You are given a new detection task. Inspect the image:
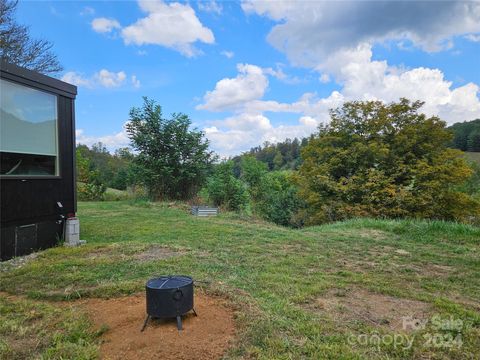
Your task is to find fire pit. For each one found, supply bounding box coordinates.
[141,275,197,331]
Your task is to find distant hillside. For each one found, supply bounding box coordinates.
[449,119,480,152]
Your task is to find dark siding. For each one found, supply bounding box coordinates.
[0,95,75,225]
[0,62,77,260]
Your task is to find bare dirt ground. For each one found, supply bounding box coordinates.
[78,291,236,360]
[307,287,432,333]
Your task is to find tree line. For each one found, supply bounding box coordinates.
[232,137,310,173]
[77,97,480,227]
[449,119,480,152]
[237,117,480,173]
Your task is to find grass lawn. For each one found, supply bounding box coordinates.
[465,151,480,166]
[1,201,479,359]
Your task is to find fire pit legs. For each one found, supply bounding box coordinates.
[141,309,197,332]
[140,315,150,332]
[176,315,183,330]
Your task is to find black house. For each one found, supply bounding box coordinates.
[0,60,77,261]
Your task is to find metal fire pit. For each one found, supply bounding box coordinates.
[141,275,197,332]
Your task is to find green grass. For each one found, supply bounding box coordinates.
[0,296,99,359]
[465,151,480,166]
[103,187,131,201]
[77,182,134,201]
[1,201,479,359]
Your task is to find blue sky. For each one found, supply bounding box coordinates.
[17,0,480,156]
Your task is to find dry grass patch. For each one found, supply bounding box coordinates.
[307,287,432,333]
[354,229,391,240]
[132,244,185,262]
[84,243,185,263]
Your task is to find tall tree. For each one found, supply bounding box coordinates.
[0,0,62,74]
[297,99,479,224]
[126,97,216,200]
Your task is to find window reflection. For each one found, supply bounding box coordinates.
[0,79,58,176]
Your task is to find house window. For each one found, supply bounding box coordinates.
[0,79,59,176]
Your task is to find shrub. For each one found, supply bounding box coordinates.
[297,99,480,224]
[77,182,106,201]
[76,149,107,201]
[201,161,249,212]
[255,171,305,227]
[240,155,268,201]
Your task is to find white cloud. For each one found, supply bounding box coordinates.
[221,50,234,59]
[121,0,214,57]
[131,75,141,88]
[61,72,93,88]
[61,69,132,89]
[319,74,330,84]
[263,65,302,84]
[49,6,62,17]
[222,113,272,132]
[243,91,344,122]
[465,34,480,42]
[91,17,121,33]
[203,113,320,157]
[95,70,126,88]
[197,64,269,111]
[80,6,95,16]
[198,0,222,15]
[299,116,318,127]
[76,128,130,150]
[259,47,480,125]
[242,0,480,67]
[199,53,480,155]
[317,44,480,124]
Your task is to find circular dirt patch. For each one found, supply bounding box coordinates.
[81,291,236,360]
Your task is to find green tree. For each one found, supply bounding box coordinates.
[233,137,308,172]
[126,97,215,200]
[467,131,480,152]
[76,144,136,190]
[273,151,284,170]
[240,156,267,193]
[202,161,249,212]
[256,171,305,227]
[111,147,137,190]
[75,148,90,183]
[0,0,62,74]
[76,149,106,201]
[449,119,480,152]
[297,99,480,224]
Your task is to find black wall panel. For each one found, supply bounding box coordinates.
[0,61,77,261]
